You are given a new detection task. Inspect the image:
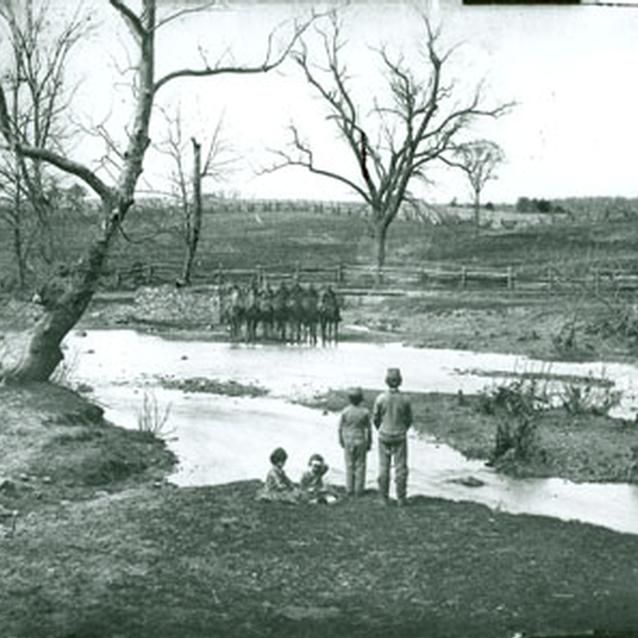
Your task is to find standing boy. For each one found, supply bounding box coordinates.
[338,387,372,497]
[373,368,413,506]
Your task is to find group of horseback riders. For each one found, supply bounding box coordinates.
[220,278,341,344]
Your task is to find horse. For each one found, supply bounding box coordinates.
[273,283,289,342]
[286,283,305,344]
[301,284,319,345]
[319,286,341,345]
[258,285,275,340]
[227,285,246,341]
[244,284,261,343]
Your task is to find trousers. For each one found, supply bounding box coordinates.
[344,443,367,495]
[377,437,408,500]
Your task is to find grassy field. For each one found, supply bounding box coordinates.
[2,205,638,637]
[3,205,638,290]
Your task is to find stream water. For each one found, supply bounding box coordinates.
[64,329,638,535]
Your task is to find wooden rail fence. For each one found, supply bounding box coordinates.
[105,259,638,295]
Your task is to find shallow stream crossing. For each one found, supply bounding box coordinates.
[64,330,638,535]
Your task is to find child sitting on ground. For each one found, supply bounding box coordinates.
[256,447,301,503]
[300,453,337,504]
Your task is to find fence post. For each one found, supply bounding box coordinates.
[546,266,553,294]
[146,264,154,285]
[460,266,467,289]
[294,261,301,282]
[216,262,224,285]
[115,269,122,288]
[507,266,515,290]
[336,262,344,284]
[593,267,600,295]
[256,264,263,286]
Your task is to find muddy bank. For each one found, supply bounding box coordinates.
[299,389,638,484]
[1,385,638,637]
[0,383,176,511]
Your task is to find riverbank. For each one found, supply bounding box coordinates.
[2,386,638,637]
[2,283,634,362]
[73,286,636,362]
[300,389,638,484]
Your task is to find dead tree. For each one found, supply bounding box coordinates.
[0,0,315,382]
[267,12,511,281]
[0,0,87,288]
[158,108,232,286]
[443,139,504,232]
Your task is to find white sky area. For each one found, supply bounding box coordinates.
[23,1,638,203]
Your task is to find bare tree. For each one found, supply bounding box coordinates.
[0,0,87,288]
[444,139,504,231]
[0,0,315,382]
[158,107,232,286]
[267,12,511,279]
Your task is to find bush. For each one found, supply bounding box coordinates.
[560,375,621,417]
[477,379,546,461]
[137,390,173,438]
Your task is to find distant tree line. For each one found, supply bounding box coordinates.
[515,197,567,214]
[516,196,638,220]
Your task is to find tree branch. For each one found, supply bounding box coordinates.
[109,0,146,39]
[153,2,220,32]
[154,14,316,94]
[2,141,112,200]
[263,125,370,202]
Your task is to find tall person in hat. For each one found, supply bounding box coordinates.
[373,368,413,506]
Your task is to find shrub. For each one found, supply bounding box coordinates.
[478,379,546,461]
[559,375,621,417]
[137,390,173,438]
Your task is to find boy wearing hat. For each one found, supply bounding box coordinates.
[338,387,372,496]
[373,368,413,505]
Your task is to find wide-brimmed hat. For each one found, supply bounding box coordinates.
[385,367,402,387]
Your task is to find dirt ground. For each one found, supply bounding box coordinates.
[1,386,638,638]
[2,292,638,637]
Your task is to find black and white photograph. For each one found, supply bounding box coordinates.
[1,0,638,636]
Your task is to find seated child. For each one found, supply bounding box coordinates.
[256,447,301,503]
[300,453,337,504]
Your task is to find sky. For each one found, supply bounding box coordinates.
[31,1,638,203]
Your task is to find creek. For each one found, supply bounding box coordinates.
[64,329,638,535]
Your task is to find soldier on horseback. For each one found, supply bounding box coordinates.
[301,283,320,345]
[258,281,275,340]
[228,283,246,340]
[287,278,304,343]
[319,284,341,345]
[244,280,261,343]
[273,281,289,342]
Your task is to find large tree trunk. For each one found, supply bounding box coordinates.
[374,222,388,284]
[1,236,110,382]
[473,189,481,234]
[181,138,202,286]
